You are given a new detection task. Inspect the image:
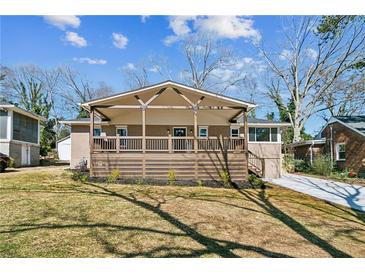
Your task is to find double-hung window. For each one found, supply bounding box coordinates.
[198,126,208,137]
[336,143,346,161]
[230,127,240,137]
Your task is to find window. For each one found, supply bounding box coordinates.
[12,112,38,143]
[93,128,101,136]
[116,126,128,136]
[256,128,270,142]
[248,127,279,143]
[336,143,346,161]
[249,127,255,142]
[0,110,7,139]
[198,126,208,137]
[271,128,278,142]
[230,127,240,137]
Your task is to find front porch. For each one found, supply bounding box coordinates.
[83,81,259,181]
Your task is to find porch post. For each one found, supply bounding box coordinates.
[193,109,198,153]
[89,107,94,154]
[142,107,146,153]
[243,110,249,177]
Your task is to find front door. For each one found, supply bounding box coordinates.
[173,128,187,150]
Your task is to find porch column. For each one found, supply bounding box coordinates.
[243,110,249,177]
[193,109,198,153]
[142,106,146,153]
[89,107,94,154]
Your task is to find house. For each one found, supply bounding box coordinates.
[60,81,289,181]
[57,136,71,161]
[0,103,46,167]
[292,116,365,176]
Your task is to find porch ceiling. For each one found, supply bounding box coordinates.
[82,82,253,125]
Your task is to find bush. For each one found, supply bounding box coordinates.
[196,179,204,187]
[71,171,89,183]
[167,169,176,185]
[106,169,120,184]
[8,158,15,168]
[312,155,333,176]
[293,159,311,172]
[283,154,295,172]
[248,174,266,189]
[136,178,144,185]
[220,169,231,187]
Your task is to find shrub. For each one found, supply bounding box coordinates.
[293,159,311,172]
[71,171,89,183]
[248,174,266,189]
[283,154,295,172]
[220,169,231,187]
[196,179,204,187]
[136,178,144,185]
[8,158,15,168]
[167,169,176,185]
[107,169,120,184]
[312,155,333,176]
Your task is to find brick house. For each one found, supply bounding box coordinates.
[292,116,365,177]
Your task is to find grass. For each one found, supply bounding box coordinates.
[0,167,364,258]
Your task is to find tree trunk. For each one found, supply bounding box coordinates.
[293,125,301,143]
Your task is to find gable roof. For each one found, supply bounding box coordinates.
[81,80,256,110]
[320,116,365,139]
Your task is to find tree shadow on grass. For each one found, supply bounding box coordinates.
[82,183,292,258]
[0,182,293,258]
[237,188,352,258]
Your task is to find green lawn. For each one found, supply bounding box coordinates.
[0,167,364,258]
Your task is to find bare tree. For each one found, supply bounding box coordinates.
[122,62,150,89]
[122,35,250,95]
[181,34,247,93]
[59,66,114,117]
[260,16,365,142]
[320,72,365,118]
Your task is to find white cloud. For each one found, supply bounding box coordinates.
[65,31,87,47]
[73,57,107,65]
[122,63,136,70]
[306,48,318,60]
[194,16,261,42]
[43,16,80,30]
[112,32,128,49]
[164,16,261,45]
[141,16,150,23]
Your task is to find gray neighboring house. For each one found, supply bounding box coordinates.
[0,103,46,167]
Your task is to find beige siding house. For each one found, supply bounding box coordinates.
[0,103,46,167]
[61,81,289,180]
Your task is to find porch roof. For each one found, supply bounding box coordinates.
[79,81,256,125]
[81,81,256,110]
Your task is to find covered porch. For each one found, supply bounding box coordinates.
[82,81,256,181]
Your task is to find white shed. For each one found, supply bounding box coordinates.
[57,136,71,161]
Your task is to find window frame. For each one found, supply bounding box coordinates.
[230,127,240,138]
[335,142,346,161]
[198,126,208,137]
[115,126,128,137]
[93,126,102,137]
[248,127,280,143]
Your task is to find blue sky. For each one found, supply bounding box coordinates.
[0,16,323,135]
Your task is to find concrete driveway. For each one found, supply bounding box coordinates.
[266,174,365,212]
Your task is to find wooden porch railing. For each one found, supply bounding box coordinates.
[92,136,245,153]
[248,150,265,177]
